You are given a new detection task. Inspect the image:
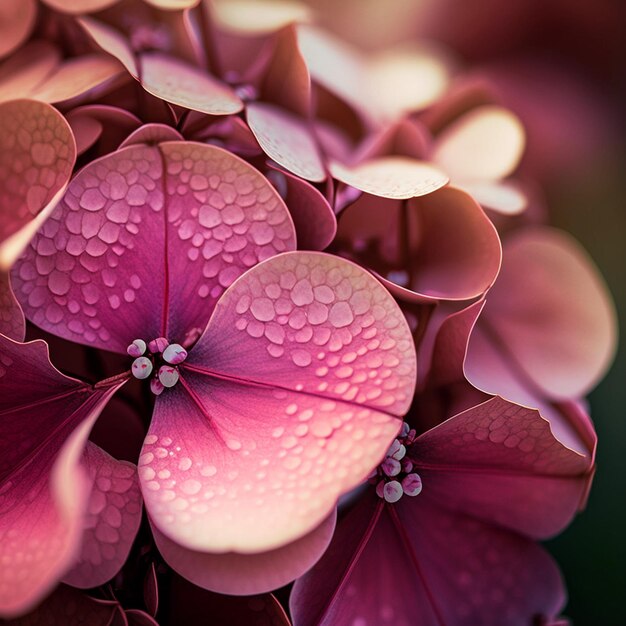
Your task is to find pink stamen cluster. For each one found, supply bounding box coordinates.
[127,337,188,395]
[370,422,422,503]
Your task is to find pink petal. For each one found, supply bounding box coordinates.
[141,252,415,553]
[0,0,37,59]
[465,322,595,456]
[28,55,126,104]
[412,396,592,538]
[118,123,184,148]
[0,42,61,103]
[0,272,25,341]
[13,141,295,352]
[462,179,527,215]
[63,443,142,589]
[213,0,312,35]
[432,105,525,182]
[43,0,121,13]
[466,228,617,400]
[143,0,199,8]
[66,104,142,156]
[247,102,326,182]
[0,100,76,269]
[368,44,450,119]
[164,574,290,626]
[139,53,244,116]
[268,166,337,250]
[292,493,565,626]
[427,300,485,388]
[78,17,139,76]
[2,585,123,625]
[151,511,335,594]
[260,25,311,118]
[337,186,501,301]
[0,336,124,617]
[329,157,448,200]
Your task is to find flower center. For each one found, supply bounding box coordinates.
[127,337,188,395]
[369,421,422,504]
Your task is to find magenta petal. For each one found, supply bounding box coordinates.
[63,443,142,589]
[467,227,617,400]
[0,336,123,617]
[2,585,123,625]
[412,396,592,538]
[118,123,184,148]
[268,167,337,250]
[152,511,335,594]
[247,102,326,182]
[0,100,76,269]
[141,252,415,553]
[13,141,295,352]
[125,609,160,626]
[164,574,290,626]
[291,493,565,626]
[0,272,25,341]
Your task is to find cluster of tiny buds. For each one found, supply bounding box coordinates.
[370,422,422,504]
[127,337,188,395]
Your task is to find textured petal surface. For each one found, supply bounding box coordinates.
[139,53,243,116]
[412,396,592,538]
[0,0,37,59]
[0,273,25,341]
[329,157,448,200]
[63,443,142,589]
[466,228,617,401]
[13,141,295,352]
[247,102,326,182]
[165,574,290,626]
[152,511,335,594]
[269,167,336,250]
[0,336,122,617]
[292,493,565,626]
[0,100,76,269]
[336,187,501,301]
[141,252,416,552]
[2,585,122,625]
[432,105,525,182]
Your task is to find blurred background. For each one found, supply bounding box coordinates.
[303,0,626,622]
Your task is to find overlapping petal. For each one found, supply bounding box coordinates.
[141,252,416,556]
[0,336,123,617]
[13,140,296,352]
[0,273,25,341]
[0,100,76,269]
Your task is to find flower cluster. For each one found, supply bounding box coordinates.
[0,1,617,625]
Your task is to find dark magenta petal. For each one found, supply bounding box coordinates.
[2,585,123,625]
[151,511,335,594]
[126,609,160,626]
[141,252,415,553]
[0,0,36,60]
[0,336,124,617]
[291,493,565,626]
[268,167,337,250]
[412,396,592,538]
[0,100,76,269]
[63,443,142,589]
[0,42,61,101]
[0,272,25,341]
[247,102,326,182]
[13,141,296,353]
[164,574,291,626]
[467,227,617,399]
